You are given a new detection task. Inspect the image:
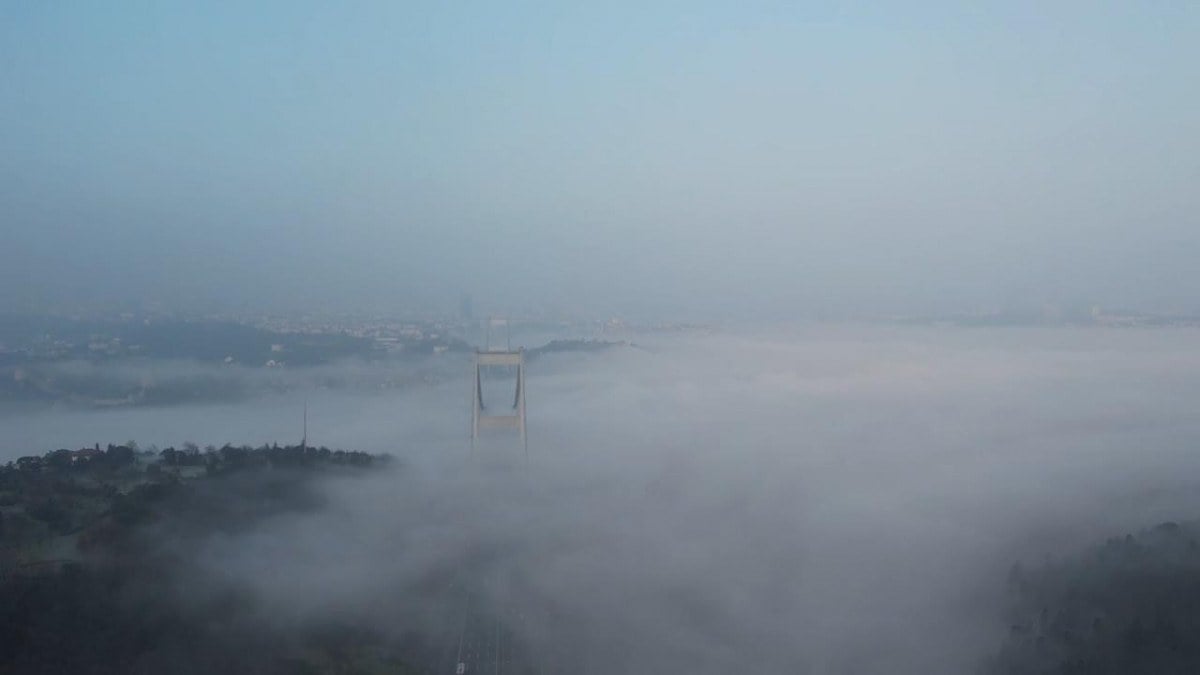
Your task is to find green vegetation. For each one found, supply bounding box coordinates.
[0,442,431,674]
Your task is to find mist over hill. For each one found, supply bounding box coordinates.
[6,326,1200,672]
[4,2,1199,672]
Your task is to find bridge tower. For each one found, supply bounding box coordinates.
[471,317,527,454]
[471,348,527,452]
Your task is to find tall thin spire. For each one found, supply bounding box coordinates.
[302,399,308,449]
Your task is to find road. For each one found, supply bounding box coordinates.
[438,588,538,675]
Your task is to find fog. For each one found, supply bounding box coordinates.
[8,325,1200,672]
[4,2,1200,671]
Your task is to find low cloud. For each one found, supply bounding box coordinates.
[43,325,1199,673]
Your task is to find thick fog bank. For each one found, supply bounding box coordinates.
[9,325,1200,672]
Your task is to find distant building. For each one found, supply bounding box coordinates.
[70,448,103,463]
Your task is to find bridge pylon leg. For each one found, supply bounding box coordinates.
[471,348,527,456]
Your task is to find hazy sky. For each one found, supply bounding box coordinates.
[2,2,1197,318]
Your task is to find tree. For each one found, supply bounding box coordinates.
[46,449,73,472]
[15,456,42,473]
[26,498,70,534]
[105,445,135,468]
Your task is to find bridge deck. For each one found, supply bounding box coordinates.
[476,351,523,366]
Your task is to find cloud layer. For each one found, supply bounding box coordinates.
[38,325,1198,672]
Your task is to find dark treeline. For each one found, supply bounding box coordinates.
[0,442,432,674]
[1,441,382,549]
[525,338,631,361]
[990,521,1200,674]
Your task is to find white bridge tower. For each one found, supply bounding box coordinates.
[471,318,527,453]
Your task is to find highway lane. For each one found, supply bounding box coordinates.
[441,588,530,675]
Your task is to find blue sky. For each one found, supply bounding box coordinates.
[2,2,1197,317]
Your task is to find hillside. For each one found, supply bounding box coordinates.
[0,443,430,674]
